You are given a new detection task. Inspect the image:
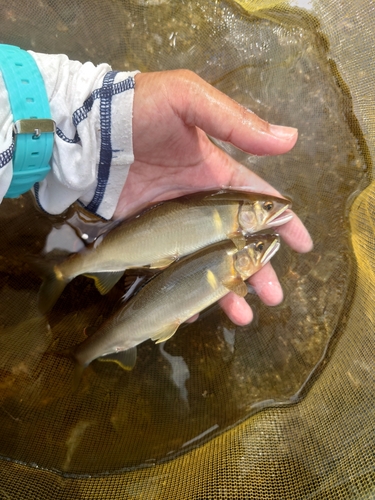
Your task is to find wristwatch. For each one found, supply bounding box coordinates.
[0,44,55,198]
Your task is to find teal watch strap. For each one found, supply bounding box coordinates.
[0,44,55,198]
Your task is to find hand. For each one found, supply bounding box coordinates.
[115,70,313,325]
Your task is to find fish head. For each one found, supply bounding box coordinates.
[238,195,292,234]
[233,233,281,279]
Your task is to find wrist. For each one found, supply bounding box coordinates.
[0,44,55,198]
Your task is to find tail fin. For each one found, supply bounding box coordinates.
[38,269,71,315]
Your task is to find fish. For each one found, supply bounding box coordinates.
[38,190,291,314]
[69,233,280,374]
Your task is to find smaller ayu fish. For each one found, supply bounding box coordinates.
[69,233,280,375]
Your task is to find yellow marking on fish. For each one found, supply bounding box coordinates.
[213,208,223,233]
[206,269,219,290]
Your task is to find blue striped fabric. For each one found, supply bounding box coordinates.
[85,70,117,213]
[72,77,135,129]
[0,143,14,169]
[21,73,135,214]
[55,76,135,144]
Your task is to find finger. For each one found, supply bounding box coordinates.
[276,215,313,253]
[248,262,283,306]
[220,263,283,325]
[174,70,298,156]
[216,159,313,253]
[185,313,199,324]
[219,293,253,326]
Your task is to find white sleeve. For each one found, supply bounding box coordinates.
[0,51,138,220]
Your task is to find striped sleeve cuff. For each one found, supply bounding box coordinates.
[29,51,138,219]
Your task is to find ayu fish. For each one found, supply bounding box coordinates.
[69,233,280,373]
[38,190,291,313]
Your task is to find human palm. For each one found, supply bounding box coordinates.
[115,70,312,325]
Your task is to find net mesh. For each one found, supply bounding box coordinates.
[0,0,374,498]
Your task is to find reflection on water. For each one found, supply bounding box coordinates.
[0,3,368,475]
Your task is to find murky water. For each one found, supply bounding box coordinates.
[0,2,368,475]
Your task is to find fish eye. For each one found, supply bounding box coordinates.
[263,201,274,211]
[255,241,264,252]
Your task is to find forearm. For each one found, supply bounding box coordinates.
[0,50,138,219]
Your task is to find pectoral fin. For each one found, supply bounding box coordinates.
[223,277,248,297]
[84,271,124,295]
[151,321,180,344]
[98,347,137,371]
[228,232,246,250]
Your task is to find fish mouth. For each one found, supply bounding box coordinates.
[261,236,281,266]
[267,207,293,228]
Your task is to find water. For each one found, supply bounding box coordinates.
[0,1,368,475]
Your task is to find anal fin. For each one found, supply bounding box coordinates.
[149,256,177,269]
[84,271,125,295]
[151,321,180,344]
[98,347,137,371]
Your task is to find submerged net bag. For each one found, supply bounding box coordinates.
[0,0,374,498]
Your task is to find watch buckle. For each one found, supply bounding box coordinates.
[13,118,56,139]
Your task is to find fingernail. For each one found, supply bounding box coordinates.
[269,124,298,139]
